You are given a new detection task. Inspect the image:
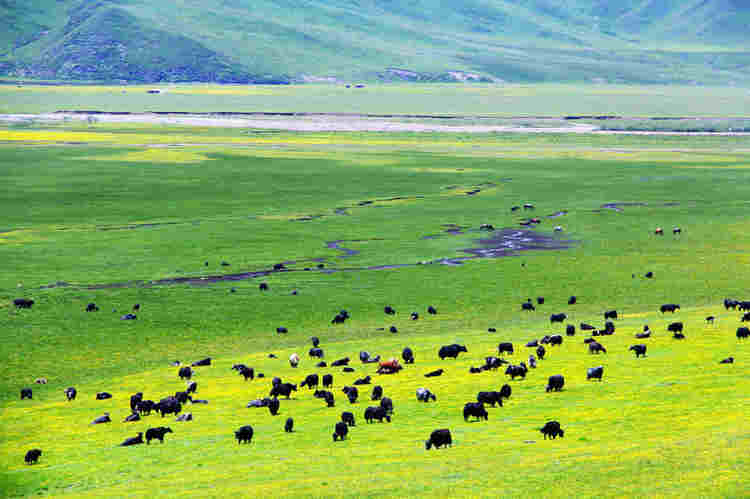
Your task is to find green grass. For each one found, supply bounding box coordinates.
[3,83,750,116]
[1,123,749,497]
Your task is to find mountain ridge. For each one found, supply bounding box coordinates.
[1,0,749,84]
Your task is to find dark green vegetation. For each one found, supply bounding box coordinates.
[1,124,749,497]
[2,0,750,84]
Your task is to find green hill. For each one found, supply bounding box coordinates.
[1,0,749,84]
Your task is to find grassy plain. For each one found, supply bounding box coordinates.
[1,120,749,498]
[2,83,750,116]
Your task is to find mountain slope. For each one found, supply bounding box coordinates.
[1,0,749,84]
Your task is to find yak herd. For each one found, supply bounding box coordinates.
[15,288,747,465]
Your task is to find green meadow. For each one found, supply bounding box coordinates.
[1,120,749,497]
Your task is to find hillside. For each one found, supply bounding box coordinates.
[1,0,749,84]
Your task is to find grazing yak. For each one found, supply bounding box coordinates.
[301,374,319,390]
[402,347,414,364]
[364,406,391,423]
[192,357,211,367]
[497,342,514,355]
[155,398,181,418]
[499,384,512,401]
[603,321,615,334]
[636,331,651,339]
[416,388,436,402]
[130,392,143,411]
[389,326,398,333]
[285,418,294,433]
[546,375,565,392]
[25,449,42,465]
[146,427,172,444]
[439,344,467,360]
[21,388,32,400]
[322,374,334,388]
[580,323,596,331]
[174,391,190,404]
[428,306,437,315]
[424,369,444,378]
[380,397,394,415]
[549,335,563,346]
[522,301,536,311]
[342,367,355,373]
[178,367,193,380]
[268,398,280,416]
[175,412,193,422]
[371,385,383,400]
[270,383,297,399]
[119,433,144,447]
[425,429,452,450]
[331,357,350,367]
[645,271,654,278]
[96,392,112,400]
[309,347,324,358]
[331,313,347,324]
[528,355,537,368]
[526,339,539,347]
[384,306,396,315]
[505,364,527,380]
[341,411,356,426]
[186,381,197,394]
[342,386,359,404]
[311,336,321,348]
[536,345,546,360]
[410,312,419,321]
[488,327,497,332]
[630,344,647,357]
[550,313,566,323]
[566,325,576,336]
[588,341,607,354]
[14,298,34,309]
[333,421,349,441]
[484,356,506,370]
[720,357,734,364]
[463,402,488,422]
[237,366,254,381]
[91,412,111,425]
[35,378,47,384]
[737,327,750,340]
[316,361,327,368]
[668,322,684,334]
[742,313,750,322]
[724,298,739,310]
[660,304,680,313]
[235,425,253,444]
[587,366,604,381]
[354,376,371,385]
[86,303,99,312]
[568,296,577,305]
[120,313,137,321]
[477,391,503,407]
[604,310,618,320]
[64,387,77,401]
[137,400,155,415]
[276,327,288,334]
[540,421,564,439]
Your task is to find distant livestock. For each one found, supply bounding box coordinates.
[21,388,32,400]
[568,296,577,305]
[25,449,42,464]
[301,374,319,390]
[737,327,750,340]
[91,413,111,425]
[604,310,618,320]
[268,398,280,416]
[546,375,565,392]
[424,369,444,378]
[402,347,414,364]
[566,325,576,336]
[64,387,77,401]
[86,303,99,312]
[146,427,172,444]
[463,402,488,422]
[371,385,383,400]
[341,411,356,426]
[588,341,607,354]
[587,366,604,381]
[667,322,684,333]
[311,336,320,347]
[720,357,734,364]
[505,364,527,380]
[540,421,564,439]
[497,342,514,355]
[270,383,297,399]
[425,429,452,450]
[123,412,140,423]
[235,425,253,444]
[285,418,294,433]
[416,387,436,402]
[331,357,350,367]
[322,374,333,388]
[178,367,193,380]
[550,313,566,323]
[192,357,211,367]
[309,348,324,358]
[14,298,34,309]
[477,391,503,407]
[96,392,112,400]
[119,432,144,446]
[276,327,288,334]
[536,345,546,360]
[630,344,647,357]
[380,397,394,415]
[660,304,680,313]
[439,344,467,360]
[333,421,349,441]
[364,406,391,423]
[522,302,536,311]
[384,306,396,315]
[428,306,437,315]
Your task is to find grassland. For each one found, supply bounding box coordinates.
[1,119,749,498]
[2,83,750,117]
